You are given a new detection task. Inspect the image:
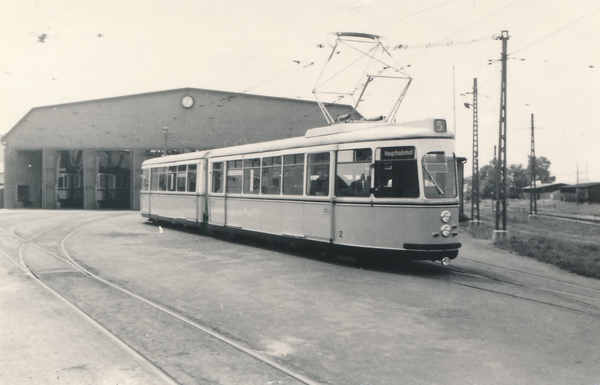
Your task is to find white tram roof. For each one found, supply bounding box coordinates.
[142,119,454,166]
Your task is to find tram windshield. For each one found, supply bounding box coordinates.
[373,146,419,198]
[422,152,457,198]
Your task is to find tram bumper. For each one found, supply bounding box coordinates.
[402,242,461,260]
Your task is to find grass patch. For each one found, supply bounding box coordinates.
[465,218,600,279]
[465,221,494,240]
[495,234,600,279]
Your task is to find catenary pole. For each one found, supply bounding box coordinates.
[530,113,537,215]
[493,31,510,240]
[471,78,480,222]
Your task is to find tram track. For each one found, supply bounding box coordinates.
[459,257,600,295]
[2,213,179,384]
[531,212,600,226]
[419,258,600,320]
[1,213,322,385]
[451,267,600,311]
[3,211,600,384]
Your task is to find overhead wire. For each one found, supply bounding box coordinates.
[398,0,528,63]
[242,1,463,97]
[437,0,527,44]
[393,35,493,50]
[511,5,600,55]
[241,54,320,94]
[519,59,596,69]
[243,1,525,99]
[367,0,459,32]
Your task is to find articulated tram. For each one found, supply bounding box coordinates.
[141,119,461,262]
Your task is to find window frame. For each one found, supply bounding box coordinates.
[373,146,420,199]
[261,155,282,195]
[335,148,373,198]
[176,165,187,192]
[142,169,150,191]
[422,151,457,199]
[187,164,197,193]
[282,153,305,196]
[167,166,177,192]
[226,160,243,194]
[211,162,224,194]
[306,152,331,197]
[243,158,261,195]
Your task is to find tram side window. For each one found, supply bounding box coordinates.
[374,146,419,198]
[283,154,304,195]
[262,156,282,195]
[243,158,261,194]
[109,175,120,189]
[226,160,243,194]
[212,162,223,193]
[142,169,150,191]
[422,152,457,198]
[307,152,330,196]
[187,164,197,192]
[159,167,167,191]
[335,148,372,197]
[58,174,69,188]
[150,168,159,191]
[177,165,187,192]
[168,166,177,192]
[97,174,108,189]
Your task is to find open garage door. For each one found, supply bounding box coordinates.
[96,150,131,209]
[56,150,84,209]
[12,150,43,208]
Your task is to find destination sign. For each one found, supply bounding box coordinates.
[381,146,415,160]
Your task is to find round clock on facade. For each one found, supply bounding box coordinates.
[181,96,194,108]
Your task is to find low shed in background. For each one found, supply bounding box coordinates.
[560,182,600,204]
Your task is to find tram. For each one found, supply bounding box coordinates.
[140,118,461,262]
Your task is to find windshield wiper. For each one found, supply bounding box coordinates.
[423,167,444,195]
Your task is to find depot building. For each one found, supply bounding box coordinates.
[1,88,357,210]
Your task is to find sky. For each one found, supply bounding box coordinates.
[1,0,599,184]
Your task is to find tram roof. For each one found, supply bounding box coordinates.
[142,119,454,166]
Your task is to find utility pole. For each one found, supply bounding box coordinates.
[470,78,480,223]
[163,127,168,156]
[529,113,537,215]
[576,164,580,205]
[492,144,496,211]
[493,30,510,241]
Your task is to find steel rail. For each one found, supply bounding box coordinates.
[459,257,600,294]
[3,213,320,384]
[4,219,181,385]
[448,264,600,312]
[59,214,322,385]
[418,261,600,319]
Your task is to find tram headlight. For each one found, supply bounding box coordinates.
[441,210,452,223]
[441,224,451,237]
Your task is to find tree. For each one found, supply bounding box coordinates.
[464,176,472,202]
[510,164,528,190]
[478,160,531,199]
[527,156,556,183]
[479,159,498,200]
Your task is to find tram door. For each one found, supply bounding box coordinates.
[96,151,131,209]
